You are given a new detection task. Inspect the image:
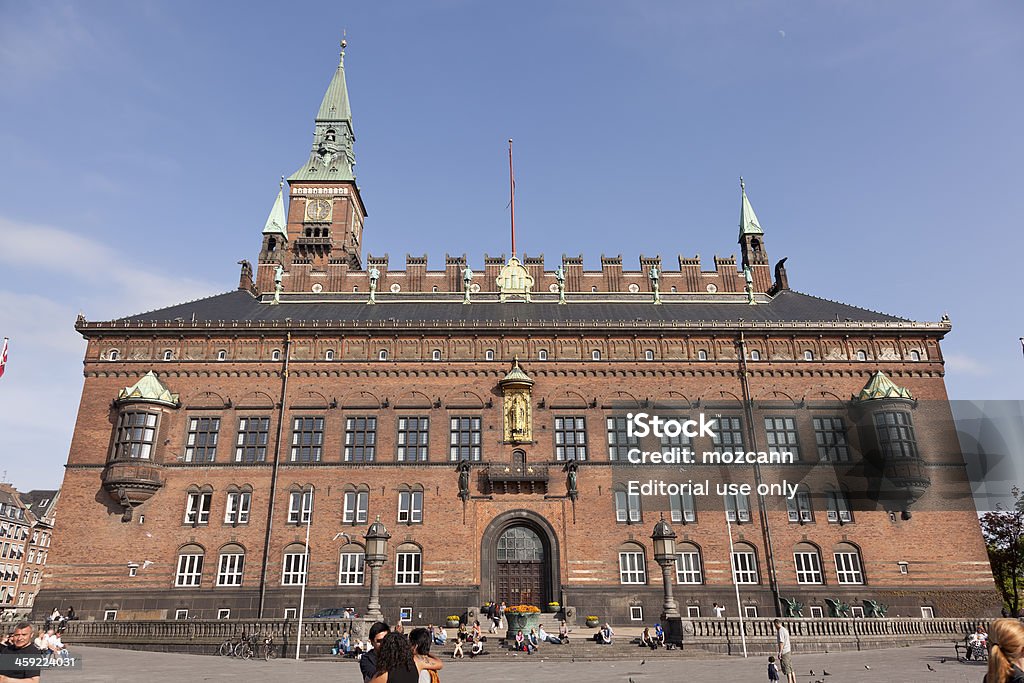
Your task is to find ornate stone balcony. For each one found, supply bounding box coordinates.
[102,460,165,521]
[483,464,549,495]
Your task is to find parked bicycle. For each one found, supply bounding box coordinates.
[261,635,277,661]
[218,631,246,657]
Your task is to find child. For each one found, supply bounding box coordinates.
[767,655,780,682]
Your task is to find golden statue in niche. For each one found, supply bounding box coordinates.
[499,359,533,443]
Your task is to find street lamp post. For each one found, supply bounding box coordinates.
[364,516,391,622]
[652,516,682,646]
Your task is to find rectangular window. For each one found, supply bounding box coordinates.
[614,490,641,523]
[397,491,423,524]
[113,412,158,459]
[764,417,800,459]
[744,605,759,618]
[184,492,212,525]
[731,551,758,584]
[669,490,697,523]
[185,417,220,462]
[288,491,313,524]
[618,551,647,584]
[920,606,934,619]
[224,492,251,525]
[809,605,824,618]
[128,564,138,577]
[554,416,588,461]
[606,416,639,461]
[834,552,864,584]
[284,608,297,619]
[395,552,421,585]
[794,552,823,584]
[660,416,692,448]
[788,491,814,523]
[826,490,853,523]
[630,605,644,621]
[724,493,751,523]
[850,606,865,618]
[874,412,918,458]
[345,417,377,462]
[218,609,231,619]
[339,553,365,585]
[397,417,429,462]
[813,417,850,462]
[291,417,324,462]
[343,491,368,524]
[104,610,117,621]
[217,553,244,586]
[687,606,701,618]
[235,417,270,462]
[174,553,203,587]
[712,416,744,452]
[282,552,307,585]
[175,609,188,620]
[675,551,703,584]
[449,417,482,461]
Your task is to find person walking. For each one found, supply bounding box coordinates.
[773,619,796,683]
[369,632,419,683]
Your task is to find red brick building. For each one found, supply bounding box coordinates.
[36,44,999,624]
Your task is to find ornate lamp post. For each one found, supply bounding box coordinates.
[652,516,683,646]
[364,515,391,621]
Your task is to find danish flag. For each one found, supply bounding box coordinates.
[0,337,7,379]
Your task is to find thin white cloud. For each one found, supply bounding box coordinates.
[945,353,991,377]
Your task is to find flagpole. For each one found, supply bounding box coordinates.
[726,513,748,658]
[508,139,516,257]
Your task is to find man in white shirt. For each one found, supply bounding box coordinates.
[774,619,796,683]
[713,603,726,618]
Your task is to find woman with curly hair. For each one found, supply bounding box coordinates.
[985,618,1024,683]
[369,632,419,683]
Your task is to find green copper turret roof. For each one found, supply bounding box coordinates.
[116,371,180,407]
[739,178,763,237]
[262,179,287,236]
[290,40,357,183]
[854,370,914,402]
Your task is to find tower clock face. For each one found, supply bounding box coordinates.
[306,198,332,221]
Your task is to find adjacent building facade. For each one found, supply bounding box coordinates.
[1,485,58,615]
[36,45,999,624]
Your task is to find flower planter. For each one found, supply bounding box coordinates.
[544,604,560,614]
[504,612,541,641]
[585,618,600,628]
[446,619,460,628]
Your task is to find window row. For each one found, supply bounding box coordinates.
[181,486,424,526]
[30,530,51,547]
[614,489,854,525]
[0,543,25,560]
[617,542,865,586]
[0,522,28,540]
[105,347,927,363]
[0,505,26,521]
[0,564,20,583]
[172,543,424,587]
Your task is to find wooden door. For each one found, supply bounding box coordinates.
[496,526,546,606]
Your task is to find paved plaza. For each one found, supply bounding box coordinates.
[39,643,985,682]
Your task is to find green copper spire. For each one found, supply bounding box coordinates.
[853,371,915,402]
[262,177,287,236]
[739,177,763,236]
[290,39,356,182]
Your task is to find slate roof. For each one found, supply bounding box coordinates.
[104,289,918,327]
[20,490,58,521]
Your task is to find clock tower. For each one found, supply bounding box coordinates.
[257,40,367,294]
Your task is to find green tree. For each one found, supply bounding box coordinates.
[981,487,1024,615]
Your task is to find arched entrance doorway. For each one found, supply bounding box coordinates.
[480,511,560,607]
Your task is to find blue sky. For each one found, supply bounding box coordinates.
[0,1,1021,491]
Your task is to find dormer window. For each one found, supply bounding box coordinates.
[592,350,601,361]
[538,350,548,361]
[108,349,120,361]
[697,350,708,361]
[431,349,441,361]
[271,349,281,361]
[216,350,226,361]
[485,350,495,361]
[910,350,922,361]
[162,350,173,361]
[804,350,814,361]
[855,350,867,361]
[325,350,335,361]
[379,349,388,361]
[749,350,761,361]
[644,350,654,361]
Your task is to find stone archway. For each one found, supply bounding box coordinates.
[480,510,561,607]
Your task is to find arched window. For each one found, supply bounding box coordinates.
[675,542,703,584]
[749,349,761,361]
[216,349,226,361]
[395,542,421,585]
[432,286,439,293]
[325,129,336,142]
[591,286,598,292]
[485,349,495,361]
[324,349,335,361]
[216,543,245,586]
[323,228,330,237]
[163,350,173,361]
[591,349,601,361]
[271,349,281,361]
[697,350,708,361]
[108,349,120,361]
[618,542,647,584]
[353,286,359,292]
[793,542,823,584]
[644,349,654,361]
[538,349,548,361]
[378,349,388,361]
[803,350,814,361]
[670,286,677,293]
[305,228,313,237]
[174,544,205,587]
[825,486,853,524]
[855,350,867,361]
[910,350,922,361]
[267,237,277,253]
[338,543,365,585]
[183,485,213,525]
[613,484,641,524]
[282,543,308,585]
[786,486,814,523]
[834,542,864,584]
[431,349,441,361]
[730,542,759,584]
